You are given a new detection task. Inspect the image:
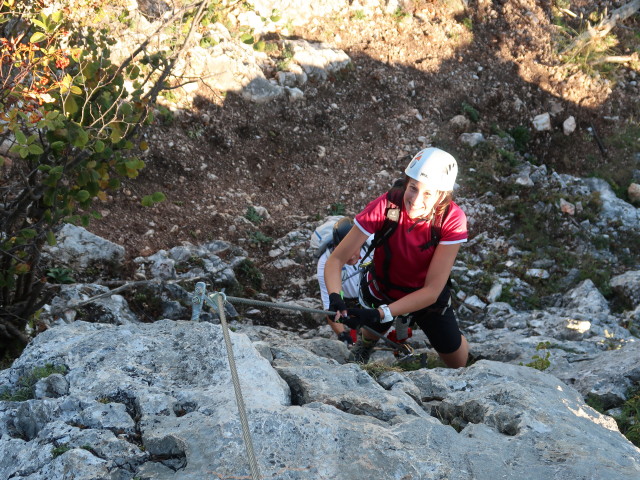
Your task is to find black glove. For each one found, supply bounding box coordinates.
[328,292,347,315]
[343,308,382,329]
[337,331,354,345]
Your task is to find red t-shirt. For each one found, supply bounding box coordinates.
[355,193,467,300]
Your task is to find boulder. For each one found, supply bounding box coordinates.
[43,224,125,274]
[1,321,639,479]
[611,270,640,308]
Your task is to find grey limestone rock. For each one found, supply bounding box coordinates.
[1,321,639,480]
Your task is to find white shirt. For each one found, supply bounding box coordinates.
[317,248,366,310]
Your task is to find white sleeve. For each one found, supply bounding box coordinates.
[317,250,331,310]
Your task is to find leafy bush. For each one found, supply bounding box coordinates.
[328,202,346,215]
[615,386,640,447]
[235,259,263,292]
[51,444,72,458]
[461,102,479,122]
[0,1,211,361]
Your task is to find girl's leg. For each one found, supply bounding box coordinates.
[415,305,469,369]
[437,334,469,368]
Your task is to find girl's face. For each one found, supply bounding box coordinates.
[403,178,442,219]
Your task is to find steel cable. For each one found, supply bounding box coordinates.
[210,292,262,480]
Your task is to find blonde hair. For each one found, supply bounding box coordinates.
[434,191,453,219]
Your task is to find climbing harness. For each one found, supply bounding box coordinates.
[359,180,451,297]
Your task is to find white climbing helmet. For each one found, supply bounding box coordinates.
[404,147,458,191]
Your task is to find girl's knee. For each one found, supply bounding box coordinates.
[438,336,469,368]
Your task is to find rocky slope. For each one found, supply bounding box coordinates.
[1,1,640,478]
[1,317,639,479]
[1,219,639,478]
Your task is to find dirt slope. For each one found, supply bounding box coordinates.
[87,1,639,319]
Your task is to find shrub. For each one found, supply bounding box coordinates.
[0,1,214,361]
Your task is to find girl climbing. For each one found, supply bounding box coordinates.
[324,147,469,367]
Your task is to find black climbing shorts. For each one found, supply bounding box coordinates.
[360,281,462,354]
[412,302,462,354]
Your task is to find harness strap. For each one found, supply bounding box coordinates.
[361,180,451,296]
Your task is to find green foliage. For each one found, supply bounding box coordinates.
[509,125,531,152]
[187,127,204,139]
[585,393,606,413]
[156,105,175,125]
[614,386,640,447]
[361,362,402,379]
[0,0,219,356]
[352,10,367,21]
[461,17,473,31]
[328,202,346,215]
[161,89,178,102]
[0,4,148,351]
[520,342,552,371]
[396,352,446,370]
[141,192,166,207]
[127,286,164,321]
[244,206,265,224]
[51,444,72,458]
[276,43,295,71]
[249,231,273,245]
[461,102,479,122]
[46,267,75,284]
[235,259,263,291]
[175,255,205,274]
[392,7,410,22]
[552,5,637,80]
[0,363,68,401]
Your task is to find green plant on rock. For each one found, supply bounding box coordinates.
[249,231,273,245]
[520,341,552,371]
[51,444,72,458]
[235,259,263,292]
[392,7,410,22]
[46,267,75,284]
[508,125,531,152]
[461,102,479,122]
[0,363,68,401]
[585,393,606,413]
[244,206,264,224]
[614,386,640,447]
[362,362,402,380]
[396,352,446,371]
[276,42,295,71]
[352,10,367,21]
[328,202,346,215]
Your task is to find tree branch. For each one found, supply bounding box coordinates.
[61,275,211,310]
[562,0,640,53]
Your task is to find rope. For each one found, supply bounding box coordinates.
[190,283,411,479]
[207,292,262,480]
[223,294,336,317]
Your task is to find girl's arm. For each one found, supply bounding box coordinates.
[385,243,460,316]
[324,227,369,318]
